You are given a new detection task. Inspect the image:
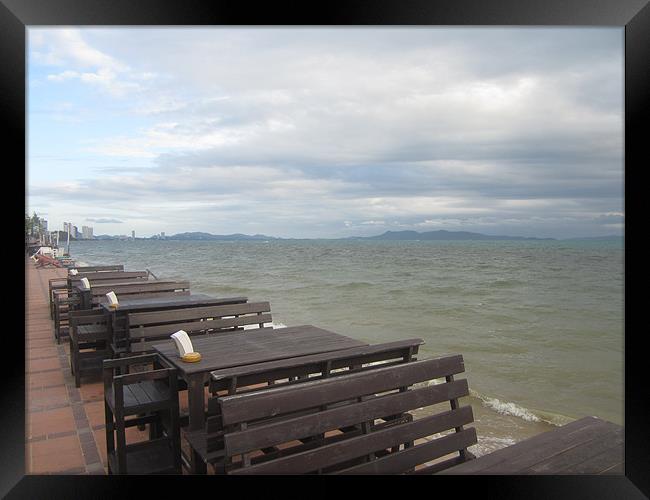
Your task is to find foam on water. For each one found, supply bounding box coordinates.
[469,389,574,427]
[468,436,518,457]
[472,389,541,422]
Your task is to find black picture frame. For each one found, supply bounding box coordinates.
[7,0,648,497]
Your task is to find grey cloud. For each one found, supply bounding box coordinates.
[28,27,623,238]
[86,218,124,223]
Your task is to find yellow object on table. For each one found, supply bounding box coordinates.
[181,352,202,363]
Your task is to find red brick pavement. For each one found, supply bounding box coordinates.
[25,259,151,475]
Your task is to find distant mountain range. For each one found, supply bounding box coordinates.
[165,232,277,241]
[561,235,623,241]
[349,230,555,241]
[85,230,622,241]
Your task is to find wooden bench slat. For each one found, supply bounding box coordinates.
[74,270,147,281]
[231,409,474,475]
[127,383,153,406]
[71,265,124,272]
[439,415,614,474]
[89,281,190,296]
[524,422,623,474]
[129,302,271,325]
[224,380,470,455]
[220,356,465,425]
[332,427,478,475]
[130,313,273,339]
[93,291,190,305]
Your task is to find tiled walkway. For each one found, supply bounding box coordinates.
[25,260,152,475]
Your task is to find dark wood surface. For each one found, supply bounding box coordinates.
[209,338,424,392]
[73,270,148,281]
[80,280,188,294]
[215,356,476,475]
[104,294,249,356]
[71,265,124,273]
[438,415,623,475]
[154,325,368,376]
[99,293,247,313]
[187,338,425,469]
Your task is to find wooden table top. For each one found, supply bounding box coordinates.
[154,325,368,376]
[99,293,248,313]
[439,416,623,475]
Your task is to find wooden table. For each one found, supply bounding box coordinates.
[100,293,249,353]
[439,416,623,474]
[154,325,368,473]
[73,278,163,309]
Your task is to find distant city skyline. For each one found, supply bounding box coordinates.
[27,27,624,239]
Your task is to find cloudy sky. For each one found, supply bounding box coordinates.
[27,27,623,239]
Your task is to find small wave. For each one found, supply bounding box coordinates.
[470,389,544,423]
[468,436,518,457]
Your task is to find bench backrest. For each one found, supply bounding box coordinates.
[209,338,425,393]
[126,301,271,353]
[89,281,191,305]
[201,339,424,462]
[217,355,476,475]
[69,309,107,329]
[72,270,149,284]
[72,265,124,273]
[69,309,106,323]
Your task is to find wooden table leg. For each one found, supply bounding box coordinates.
[187,374,207,474]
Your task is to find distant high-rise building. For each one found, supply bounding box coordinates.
[82,226,94,239]
[72,225,79,239]
[161,231,165,239]
[132,230,136,239]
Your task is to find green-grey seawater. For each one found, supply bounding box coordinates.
[69,238,624,456]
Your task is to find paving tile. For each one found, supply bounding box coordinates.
[28,385,69,411]
[28,370,65,389]
[84,400,106,429]
[26,338,57,349]
[77,376,103,397]
[27,357,61,373]
[29,406,76,439]
[27,346,59,360]
[29,435,85,474]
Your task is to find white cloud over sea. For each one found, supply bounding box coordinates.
[27,27,623,238]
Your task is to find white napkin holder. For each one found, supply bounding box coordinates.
[106,291,119,308]
[171,330,194,357]
[69,269,78,275]
[79,277,91,290]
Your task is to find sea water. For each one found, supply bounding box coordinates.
[70,238,624,456]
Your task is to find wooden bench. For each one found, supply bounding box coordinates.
[184,338,425,472]
[79,280,191,310]
[52,289,79,343]
[121,300,270,356]
[214,355,477,474]
[71,265,124,273]
[438,415,623,474]
[48,277,68,319]
[69,309,111,387]
[72,270,149,283]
